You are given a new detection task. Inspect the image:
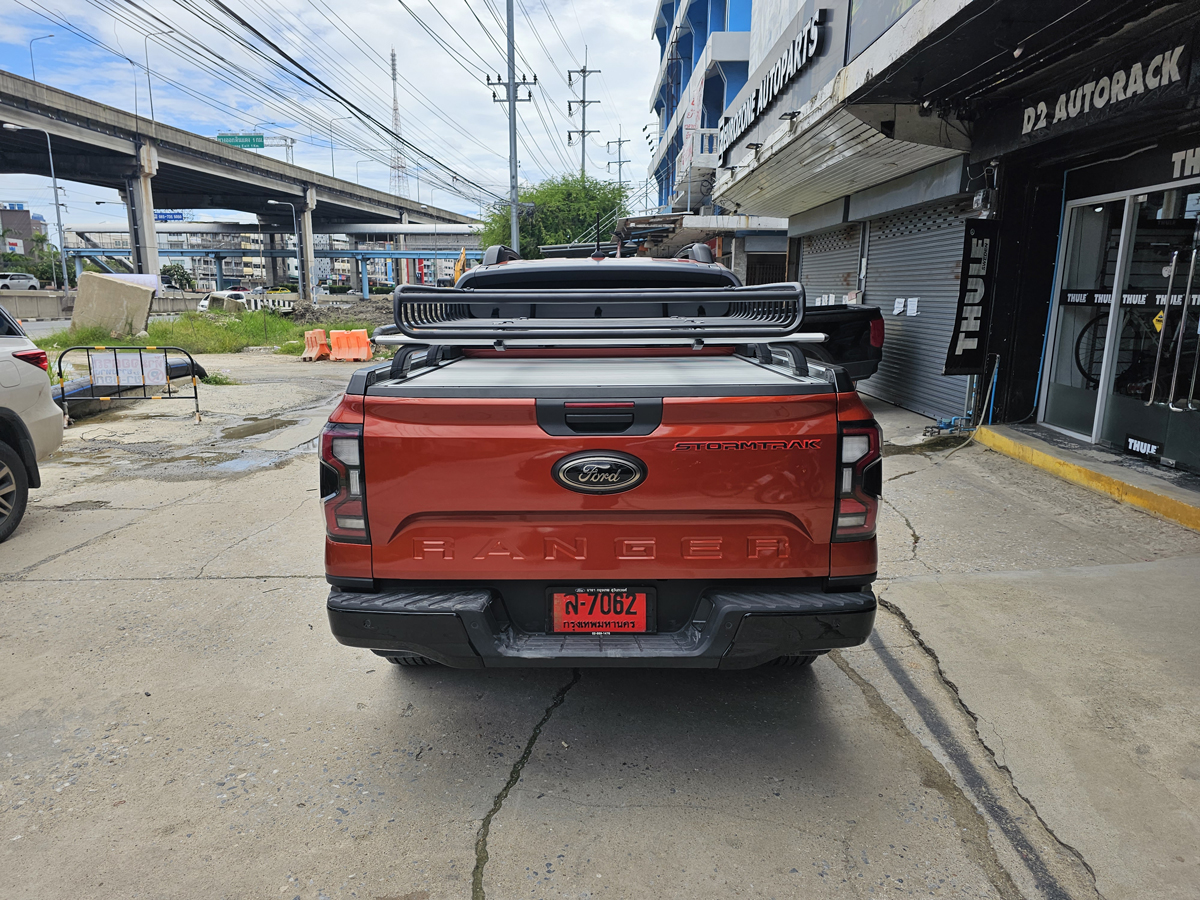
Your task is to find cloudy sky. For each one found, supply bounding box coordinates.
[0,0,661,233]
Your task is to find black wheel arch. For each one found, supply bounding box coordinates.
[0,408,40,489]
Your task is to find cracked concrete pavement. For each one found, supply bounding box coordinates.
[1,357,1196,899]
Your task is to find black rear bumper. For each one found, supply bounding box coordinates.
[326,585,875,669]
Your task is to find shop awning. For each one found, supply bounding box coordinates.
[714,107,964,219]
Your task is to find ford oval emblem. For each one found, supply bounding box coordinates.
[552,451,646,494]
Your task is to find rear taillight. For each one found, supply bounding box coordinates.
[834,420,882,542]
[14,349,49,371]
[320,422,369,543]
[869,318,885,349]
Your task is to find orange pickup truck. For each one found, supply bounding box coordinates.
[320,246,880,669]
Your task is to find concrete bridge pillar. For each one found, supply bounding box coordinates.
[298,186,318,302]
[394,211,408,286]
[270,233,287,288]
[360,256,371,297]
[257,216,285,287]
[349,244,362,293]
[123,140,160,277]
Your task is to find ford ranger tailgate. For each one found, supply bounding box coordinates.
[362,353,839,581]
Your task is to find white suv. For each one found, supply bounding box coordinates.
[0,273,40,291]
[0,304,63,541]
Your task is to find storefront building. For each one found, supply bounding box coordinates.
[704,0,1199,469]
[704,0,978,420]
[962,0,1200,472]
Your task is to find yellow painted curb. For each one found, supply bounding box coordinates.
[975,427,1200,532]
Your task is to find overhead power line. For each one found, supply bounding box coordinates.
[185,0,505,201]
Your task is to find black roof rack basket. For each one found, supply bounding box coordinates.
[391,281,805,341]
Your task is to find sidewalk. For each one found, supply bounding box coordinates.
[860,393,1200,532]
[977,424,1200,532]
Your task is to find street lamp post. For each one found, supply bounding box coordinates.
[353,153,386,185]
[267,199,303,301]
[421,198,439,285]
[28,35,53,82]
[328,116,353,178]
[3,123,70,303]
[143,30,173,124]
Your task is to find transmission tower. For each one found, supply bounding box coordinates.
[389,48,409,197]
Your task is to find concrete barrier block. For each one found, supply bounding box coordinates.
[208,294,247,313]
[150,293,206,313]
[72,272,154,334]
[0,291,69,319]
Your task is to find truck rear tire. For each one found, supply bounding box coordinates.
[765,654,818,668]
[0,442,30,543]
[385,653,440,667]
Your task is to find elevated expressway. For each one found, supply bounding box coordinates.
[0,70,473,299]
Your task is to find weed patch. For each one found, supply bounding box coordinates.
[34,310,376,359]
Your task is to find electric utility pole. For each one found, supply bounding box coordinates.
[486,2,534,251]
[567,50,600,179]
[606,125,630,188]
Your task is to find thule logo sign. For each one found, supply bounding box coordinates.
[1125,434,1162,460]
[944,219,999,376]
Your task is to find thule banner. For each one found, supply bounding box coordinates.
[943,219,999,376]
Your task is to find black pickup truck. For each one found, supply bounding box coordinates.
[802,303,883,383]
[531,243,884,380]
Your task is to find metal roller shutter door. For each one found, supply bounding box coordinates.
[800,224,860,304]
[857,200,973,420]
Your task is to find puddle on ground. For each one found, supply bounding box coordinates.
[221,417,298,440]
[49,500,112,511]
[213,456,271,472]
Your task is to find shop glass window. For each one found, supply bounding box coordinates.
[1099,188,1200,470]
[1043,200,1125,435]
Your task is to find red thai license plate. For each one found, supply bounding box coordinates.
[549,586,655,634]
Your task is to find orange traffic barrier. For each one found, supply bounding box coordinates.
[329,328,372,362]
[328,330,347,360]
[300,329,330,361]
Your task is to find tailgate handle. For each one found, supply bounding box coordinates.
[537,399,663,436]
[564,412,636,433]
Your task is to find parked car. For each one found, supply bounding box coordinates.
[321,245,881,669]
[0,273,40,291]
[0,304,63,541]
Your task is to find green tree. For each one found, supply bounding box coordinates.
[478,175,629,260]
[160,262,195,290]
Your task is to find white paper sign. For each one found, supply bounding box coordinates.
[892,298,905,315]
[906,297,920,316]
[90,353,118,386]
[143,353,169,384]
[90,351,169,386]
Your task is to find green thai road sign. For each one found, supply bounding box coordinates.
[216,133,265,149]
